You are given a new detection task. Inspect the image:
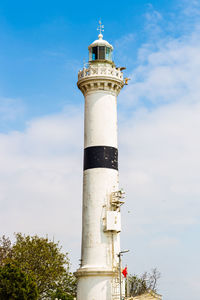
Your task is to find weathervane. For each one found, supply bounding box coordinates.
[97,20,104,36]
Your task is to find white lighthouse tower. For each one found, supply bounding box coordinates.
[76,22,125,300]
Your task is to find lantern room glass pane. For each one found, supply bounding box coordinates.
[99,46,105,59]
[92,47,97,60]
[90,46,112,61]
[106,47,112,61]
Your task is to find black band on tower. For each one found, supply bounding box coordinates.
[84,146,118,170]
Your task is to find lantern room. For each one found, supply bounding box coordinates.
[88,33,113,62]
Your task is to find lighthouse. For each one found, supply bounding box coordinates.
[76,22,125,300]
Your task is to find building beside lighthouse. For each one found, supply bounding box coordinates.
[75,23,125,300]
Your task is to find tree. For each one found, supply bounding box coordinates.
[128,268,161,297]
[0,234,77,300]
[0,263,38,300]
[0,236,12,266]
[51,287,74,300]
[54,269,77,297]
[146,268,161,291]
[128,274,148,297]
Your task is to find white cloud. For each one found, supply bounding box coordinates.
[121,30,200,107]
[120,101,200,241]
[181,0,200,17]
[144,4,163,36]
[0,97,24,121]
[117,10,200,299]
[0,107,83,267]
[114,33,135,49]
[149,236,180,247]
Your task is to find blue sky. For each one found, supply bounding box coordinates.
[1,1,200,300]
[0,0,180,129]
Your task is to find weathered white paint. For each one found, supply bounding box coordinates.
[84,91,117,148]
[77,275,113,300]
[81,168,120,269]
[76,34,124,300]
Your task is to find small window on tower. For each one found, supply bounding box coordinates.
[99,46,105,59]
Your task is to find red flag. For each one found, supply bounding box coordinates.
[122,267,127,278]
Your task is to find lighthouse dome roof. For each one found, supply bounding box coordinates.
[88,34,113,50]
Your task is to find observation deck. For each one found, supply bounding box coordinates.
[77,63,124,96]
[78,63,124,81]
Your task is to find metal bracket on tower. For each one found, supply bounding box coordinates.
[110,189,125,209]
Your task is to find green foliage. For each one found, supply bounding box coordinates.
[51,287,74,300]
[10,233,69,298]
[128,268,161,297]
[0,234,77,300]
[0,236,12,266]
[55,270,77,297]
[0,263,38,300]
[128,274,148,296]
